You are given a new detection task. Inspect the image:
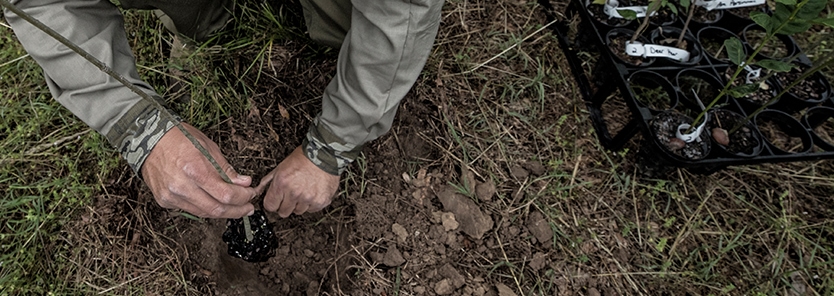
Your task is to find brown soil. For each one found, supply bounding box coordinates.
[724,66,775,105]
[650,111,711,160]
[777,67,828,102]
[699,28,736,62]
[727,4,766,20]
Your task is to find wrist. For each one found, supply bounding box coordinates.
[302,118,363,175]
[105,96,181,178]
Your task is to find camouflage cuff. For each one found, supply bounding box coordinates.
[302,118,363,175]
[105,97,181,178]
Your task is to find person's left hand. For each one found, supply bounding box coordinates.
[259,146,340,217]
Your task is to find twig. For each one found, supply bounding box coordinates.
[0,0,254,241]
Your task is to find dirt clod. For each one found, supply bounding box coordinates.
[509,165,529,180]
[435,279,455,295]
[439,264,466,289]
[437,187,494,239]
[527,211,553,245]
[475,180,496,202]
[496,283,518,296]
[392,223,409,243]
[522,161,547,176]
[530,252,547,271]
[383,246,406,267]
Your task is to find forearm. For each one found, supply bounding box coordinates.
[4,0,177,174]
[304,0,443,175]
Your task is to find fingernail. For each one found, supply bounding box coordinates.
[247,209,255,216]
[240,175,251,182]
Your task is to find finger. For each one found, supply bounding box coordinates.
[191,162,259,206]
[277,194,297,218]
[262,176,283,212]
[255,171,276,196]
[293,203,310,215]
[179,188,255,218]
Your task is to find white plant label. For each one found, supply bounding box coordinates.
[625,41,691,62]
[602,0,656,19]
[741,63,762,84]
[694,0,766,11]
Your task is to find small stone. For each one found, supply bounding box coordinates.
[496,283,517,296]
[392,223,409,242]
[437,187,494,239]
[303,249,315,258]
[587,287,601,296]
[475,181,496,202]
[383,246,406,267]
[435,279,455,295]
[414,286,426,294]
[441,212,459,231]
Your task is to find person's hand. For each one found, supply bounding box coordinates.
[260,146,340,218]
[141,123,259,218]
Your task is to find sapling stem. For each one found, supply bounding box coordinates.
[686,0,806,133]
[630,0,662,43]
[0,0,255,242]
[676,2,696,49]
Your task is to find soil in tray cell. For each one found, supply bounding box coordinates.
[744,29,791,59]
[609,33,649,66]
[650,111,710,160]
[678,74,719,110]
[633,83,674,111]
[724,66,774,105]
[690,5,722,24]
[758,118,805,153]
[727,4,766,20]
[709,110,759,155]
[587,2,631,27]
[777,67,828,102]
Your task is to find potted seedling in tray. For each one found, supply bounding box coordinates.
[676,0,833,157]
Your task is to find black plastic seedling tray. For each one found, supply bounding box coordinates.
[539,0,834,173]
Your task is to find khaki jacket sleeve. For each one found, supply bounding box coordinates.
[4,0,178,175]
[303,0,443,175]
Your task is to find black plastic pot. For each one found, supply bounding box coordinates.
[650,110,712,161]
[675,68,728,113]
[754,110,813,154]
[721,65,779,114]
[697,26,743,64]
[606,28,657,67]
[802,106,834,151]
[681,4,723,27]
[629,70,678,112]
[772,66,832,113]
[741,24,798,61]
[707,109,763,157]
[584,0,635,29]
[541,0,834,173]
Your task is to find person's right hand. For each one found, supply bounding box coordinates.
[141,123,259,218]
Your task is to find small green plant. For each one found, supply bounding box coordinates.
[682,0,834,138]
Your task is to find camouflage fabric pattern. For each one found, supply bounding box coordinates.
[106,98,181,177]
[303,118,363,175]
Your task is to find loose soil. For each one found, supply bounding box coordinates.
[631,81,674,111]
[699,28,736,62]
[812,117,834,148]
[727,5,765,20]
[777,67,828,102]
[724,65,775,105]
[650,111,711,160]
